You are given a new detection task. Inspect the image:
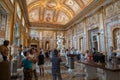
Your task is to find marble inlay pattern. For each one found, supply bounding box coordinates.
[35,59,85,80]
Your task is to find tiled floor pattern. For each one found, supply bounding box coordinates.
[36,59,85,80]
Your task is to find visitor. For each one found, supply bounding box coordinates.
[38,50,44,77]
[0,40,9,61]
[29,48,38,80]
[16,44,24,80]
[85,50,92,62]
[65,49,69,67]
[51,49,62,80]
[22,50,33,80]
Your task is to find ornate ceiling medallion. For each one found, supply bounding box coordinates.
[47,1,57,8]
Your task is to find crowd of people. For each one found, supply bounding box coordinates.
[0,40,120,80]
[15,45,62,80]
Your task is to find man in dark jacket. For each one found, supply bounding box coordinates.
[51,49,62,80]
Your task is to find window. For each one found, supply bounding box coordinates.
[113,28,120,50]
[17,3,21,19]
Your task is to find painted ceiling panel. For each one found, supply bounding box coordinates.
[57,11,69,24]
[65,0,81,14]
[29,8,39,22]
[44,9,54,22]
[26,0,94,25]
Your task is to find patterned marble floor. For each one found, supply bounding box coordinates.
[36,58,85,80]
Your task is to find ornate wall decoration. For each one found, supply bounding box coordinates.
[113,28,120,50]
[29,8,39,22]
[105,0,120,18]
[57,11,69,24]
[114,1,120,13]
[77,22,84,34]
[86,14,99,30]
[44,9,54,22]
[0,14,7,39]
[0,4,8,45]
[106,21,120,53]
[1,15,6,30]
[106,5,114,18]
[30,29,39,38]
[65,0,81,14]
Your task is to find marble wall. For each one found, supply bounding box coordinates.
[66,0,120,54]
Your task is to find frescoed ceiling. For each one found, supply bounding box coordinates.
[26,0,94,25]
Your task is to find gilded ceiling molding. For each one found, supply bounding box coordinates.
[28,3,41,12]
[0,0,14,14]
[60,7,73,19]
[60,5,74,18]
[62,1,76,15]
[53,9,59,22]
[75,0,84,8]
[40,7,44,21]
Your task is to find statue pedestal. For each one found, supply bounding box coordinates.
[60,52,65,56]
[0,61,11,80]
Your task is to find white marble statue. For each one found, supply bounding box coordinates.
[116,32,120,50]
[57,33,64,55]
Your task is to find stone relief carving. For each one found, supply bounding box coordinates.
[86,14,98,30]
[77,22,84,34]
[106,5,114,17]
[106,0,120,18]
[114,0,120,11]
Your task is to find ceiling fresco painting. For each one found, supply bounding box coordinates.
[26,0,94,25]
[65,0,81,14]
[29,8,40,22]
[44,9,54,22]
[57,11,69,24]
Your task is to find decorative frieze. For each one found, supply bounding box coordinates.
[86,14,99,30]
[77,22,84,34]
[106,20,120,53]
[105,0,120,19]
